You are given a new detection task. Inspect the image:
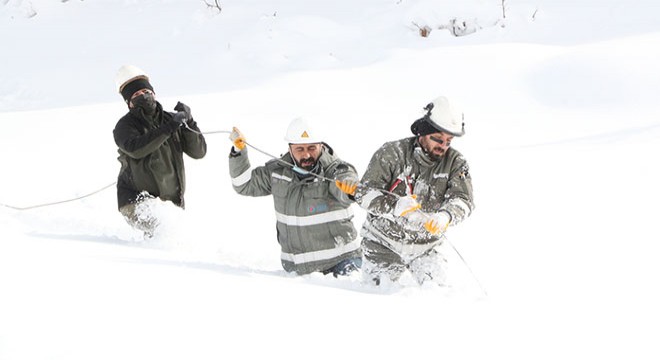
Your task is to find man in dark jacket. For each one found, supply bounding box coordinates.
[336,96,474,286]
[113,65,207,236]
[228,118,361,276]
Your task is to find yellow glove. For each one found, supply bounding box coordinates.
[335,179,358,196]
[393,195,421,217]
[229,127,246,150]
[423,211,451,235]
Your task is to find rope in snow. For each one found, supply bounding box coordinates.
[186,125,342,184]
[0,125,332,211]
[444,234,488,297]
[0,127,229,211]
[0,182,116,211]
[185,124,403,196]
[1,123,486,294]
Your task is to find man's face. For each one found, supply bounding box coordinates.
[128,88,155,109]
[419,131,453,160]
[289,143,322,171]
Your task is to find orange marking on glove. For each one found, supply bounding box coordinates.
[335,180,357,196]
[399,202,421,217]
[424,219,448,235]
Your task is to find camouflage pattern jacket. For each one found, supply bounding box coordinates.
[354,137,474,259]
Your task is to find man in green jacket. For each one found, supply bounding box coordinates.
[113,65,207,237]
[336,96,474,286]
[228,118,361,276]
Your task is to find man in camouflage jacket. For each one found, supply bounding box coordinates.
[338,96,474,285]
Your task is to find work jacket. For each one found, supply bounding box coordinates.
[229,146,360,274]
[113,103,207,209]
[354,137,474,260]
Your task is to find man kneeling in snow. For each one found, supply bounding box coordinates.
[336,96,474,286]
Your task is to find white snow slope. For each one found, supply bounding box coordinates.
[1,1,659,359]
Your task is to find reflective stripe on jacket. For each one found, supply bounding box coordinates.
[228,146,360,274]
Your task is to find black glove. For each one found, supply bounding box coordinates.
[172,111,188,126]
[174,102,192,118]
[163,115,182,133]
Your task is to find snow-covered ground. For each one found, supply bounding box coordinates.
[1,1,659,359]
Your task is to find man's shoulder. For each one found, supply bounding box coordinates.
[320,147,358,168]
[446,147,467,161]
[114,112,136,134]
[264,153,291,170]
[116,111,133,124]
[372,137,415,156]
[444,148,470,170]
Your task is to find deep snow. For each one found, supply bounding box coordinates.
[1,1,660,359]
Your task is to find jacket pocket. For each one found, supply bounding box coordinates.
[271,179,290,198]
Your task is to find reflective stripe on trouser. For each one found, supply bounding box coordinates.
[280,237,361,265]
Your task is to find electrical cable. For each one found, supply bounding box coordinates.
[0,182,116,211]
[191,125,486,294]
[1,123,485,294]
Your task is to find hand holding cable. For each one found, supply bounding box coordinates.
[174,101,197,128]
[162,112,186,133]
[174,101,192,118]
[335,179,358,196]
[393,195,421,217]
[229,127,246,151]
[423,211,451,235]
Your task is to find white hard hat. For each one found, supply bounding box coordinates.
[284,117,322,144]
[413,96,465,137]
[115,65,154,103]
[115,65,149,93]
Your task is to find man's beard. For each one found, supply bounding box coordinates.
[296,156,318,171]
[426,145,446,161]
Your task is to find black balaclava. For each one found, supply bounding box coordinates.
[121,78,153,102]
[131,91,158,117]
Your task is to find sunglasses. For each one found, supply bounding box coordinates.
[429,135,445,145]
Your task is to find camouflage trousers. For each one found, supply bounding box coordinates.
[361,238,447,286]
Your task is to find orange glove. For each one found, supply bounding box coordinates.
[423,211,451,235]
[393,195,421,217]
[335,179,358,196]
[229,127,246,150]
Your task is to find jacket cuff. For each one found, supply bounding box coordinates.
[229,147,243,158]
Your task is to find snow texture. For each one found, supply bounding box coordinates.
[1,0,660,359]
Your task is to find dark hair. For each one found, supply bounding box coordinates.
[410,117,439,136]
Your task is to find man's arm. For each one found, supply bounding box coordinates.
[113,116,178,159]
[440,155,474,225]
[353,144,400,216]
[228,147,273,197]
